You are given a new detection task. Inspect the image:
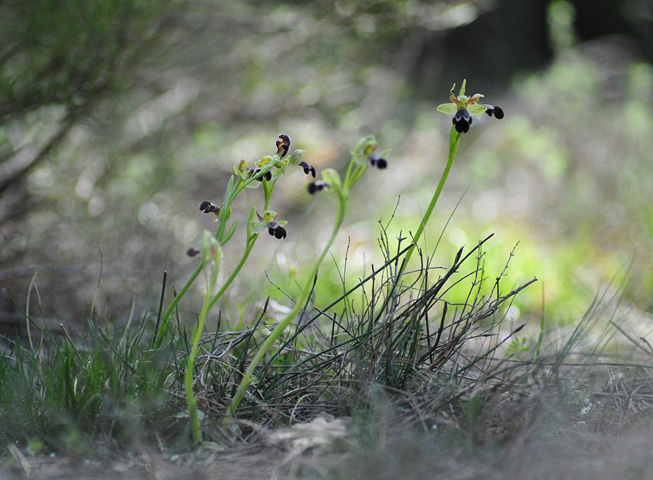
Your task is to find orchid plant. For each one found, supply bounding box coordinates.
[154,132,386,442]
[228,135,388,417]
[159,134,316,443]
[160,78,503,443]
[398,79,504,278]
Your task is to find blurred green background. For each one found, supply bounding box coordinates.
[1,0,651,334]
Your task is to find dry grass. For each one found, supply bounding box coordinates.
[3,356,651,480]
[1,234,650,479]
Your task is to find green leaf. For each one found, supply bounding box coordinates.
[221,219,239,244]
[224,175,235,200]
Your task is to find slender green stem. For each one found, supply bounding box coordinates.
[181,167,277,441]
[153,174,261,349]
[401,126,461,273]
[228,190,347,416]
[154,228,252,350]
[185,258,220,444]
[206,234,257,312]
[370,127,461,328]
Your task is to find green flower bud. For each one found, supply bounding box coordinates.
[201,230,222,264]
[220,206,231,222]
[289,149,307,165]
[321,168,342,191]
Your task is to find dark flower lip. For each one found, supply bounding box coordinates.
[368,154,387,169]
[199,200,220,215]
[453,108,472,133]
[298,160,316,177]
[308,180,328,194]
[483,105,504,119]
[267,221,287,239]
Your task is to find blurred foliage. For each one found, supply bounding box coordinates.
[0,0,168,119]
[0,0,181,321]
[0,0,651,332]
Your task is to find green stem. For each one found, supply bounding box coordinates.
[370,127,461,327]
[153,175,261,349]
[228,191,347,417]
[182,168,277,441]
[185,259,219,444]
[206,234,258,312]
[401,126,461,273]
